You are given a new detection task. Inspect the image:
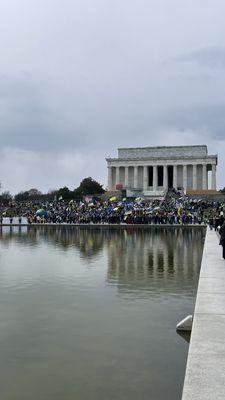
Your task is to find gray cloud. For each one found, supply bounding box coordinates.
[170,47,225,69]
[157,104,225,140]
[0,73,88,151]
[0,0,225,192]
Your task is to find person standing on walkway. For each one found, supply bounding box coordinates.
[219,222,225,259]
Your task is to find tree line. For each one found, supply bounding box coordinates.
[0,177,105,204]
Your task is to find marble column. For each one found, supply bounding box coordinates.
[193,164,197,190]
[153,165,157,191]
[143,166,148,191]
[183,165,187,190]
[211,164,217,190]
[163,165,168,191]
[125,166,129,187]
[202,164,207,190]
[134,166,138,188]
[108,167,113,190]
[115,166,120,187]
[173,165,177,189]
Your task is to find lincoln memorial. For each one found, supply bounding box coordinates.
[106,145,217,196]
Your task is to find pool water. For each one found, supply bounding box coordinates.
[0,226,204,400]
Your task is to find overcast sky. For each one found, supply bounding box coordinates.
[0,0,225,193]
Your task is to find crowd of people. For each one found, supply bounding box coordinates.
[0,190,224,227]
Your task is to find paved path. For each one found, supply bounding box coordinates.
[182,228,225,400]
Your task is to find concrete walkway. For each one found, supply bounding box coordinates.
[182,228,225,400]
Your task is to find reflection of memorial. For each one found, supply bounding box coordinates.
[107,228,204,295]
[0,227,204,289]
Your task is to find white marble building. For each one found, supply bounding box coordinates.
[106,145,217,196]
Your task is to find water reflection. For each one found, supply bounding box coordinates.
[106,227,204,297]
[0,226,106,258]
[0,226,204,400]
[0,225,204,290]
[0,224,204,250]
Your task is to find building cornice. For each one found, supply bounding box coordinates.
[117,145,207,151]
[106,155,217,163]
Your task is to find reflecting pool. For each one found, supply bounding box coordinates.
[0,226,204,400]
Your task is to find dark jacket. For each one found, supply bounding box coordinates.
[219,224,225,241]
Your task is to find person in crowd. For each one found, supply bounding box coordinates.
[219,221,225,259]
[215,215,221,231]
[208,216,214,230]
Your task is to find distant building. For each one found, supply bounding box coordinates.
[106,145,217,196]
